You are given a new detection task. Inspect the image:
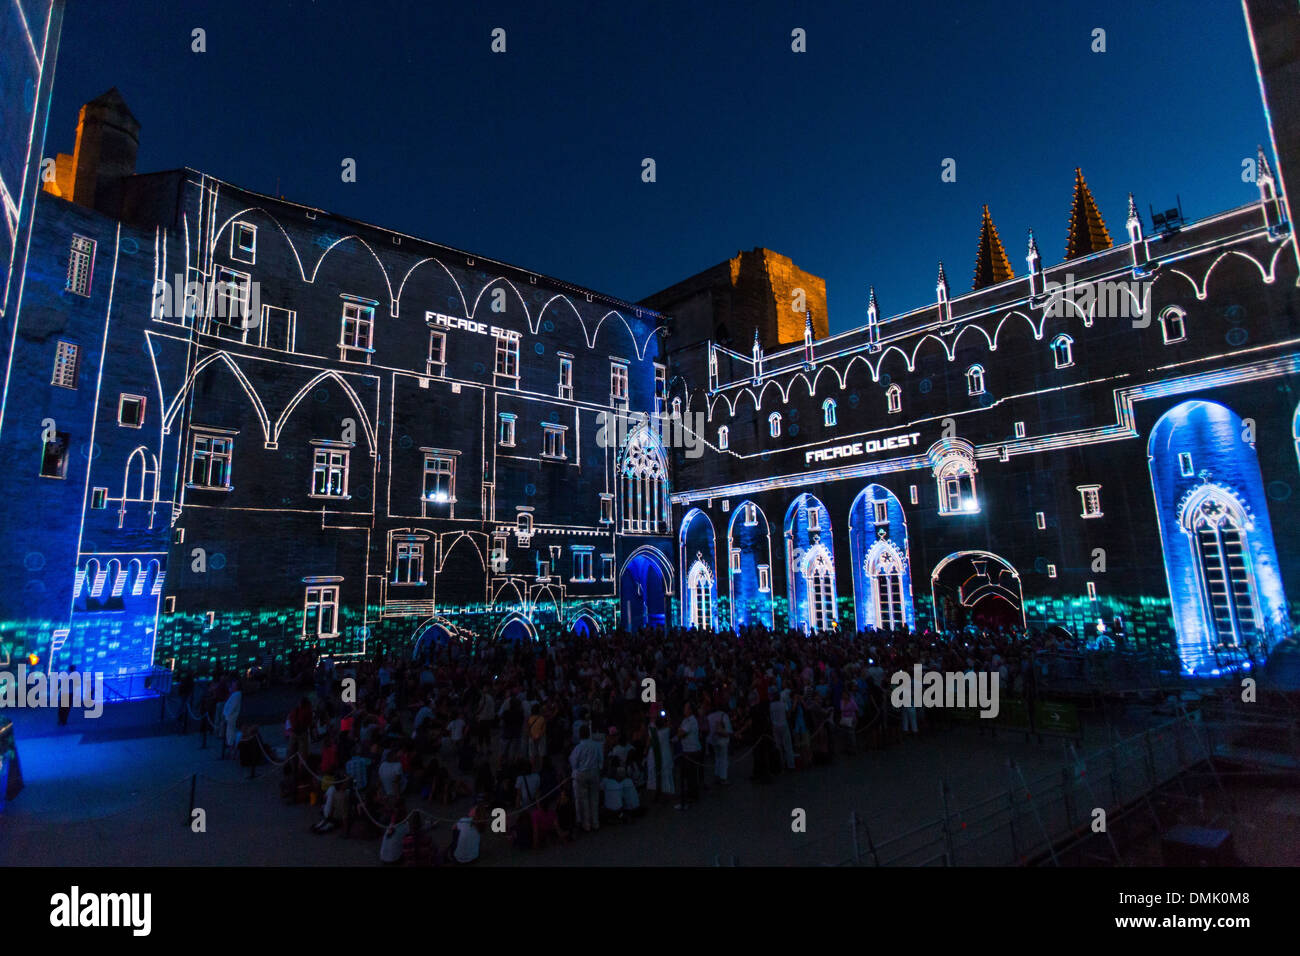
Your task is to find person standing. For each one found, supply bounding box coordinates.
[676,702,701,810]
[56,664,77,727]
[706,701,732,785]
[568,724,603,832]
[221,679,243,758]
[770,693,795,771]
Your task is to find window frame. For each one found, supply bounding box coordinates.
[51,340,79,389]
[66,235,95,297]
[117,393,146,428]
[188,429,235,490]
[310,444,351,499]
[303,585,340,638]
[541,423,567,460]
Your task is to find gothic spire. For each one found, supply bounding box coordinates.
[1065,167,1113,260]
[972,204,1015,290]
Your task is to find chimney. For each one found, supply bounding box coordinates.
[70,87,139,216]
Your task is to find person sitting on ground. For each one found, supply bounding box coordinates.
[380,807,409,865]
[448,804,487,864]
[312,778,353,835]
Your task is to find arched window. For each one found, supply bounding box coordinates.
[823,398,837,427]
[886,384,901,413]
[718,426,729,450]
[866,542,907,631]
[1051,334,1074,368]
[935,454,979,515]
[687,559,714,631]
[620,427,668,534]
[1187,490,1260,648]
[806,547,836,632]
[966,364,985,395]
[671,397,682,418]
[1160,306,1186,344]
[768,412,781,438]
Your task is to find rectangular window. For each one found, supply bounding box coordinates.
[164,596,176,614]
[730,549,741,572]
[808,506,820,532]
[537,560,551,579]
[909,484,918,505]
[498,413,516,447]
[66,235,95,296]
[758,565,771,592]
[744,502,757,526]
[1078,485,1103,518]
[1087,581,1097,600]
[52,340,79,389]
[231,222,257,263]
[423,454,455,504]
[542,424,566,459]
[341,301,374,353]
[610,362,628,404]
[654,363,667,414]
[943,477,962,513]
[1179,452,1194,477]
[118,393,145,427]
[1014,421,1026,439]
[304,585,340,637]
[873,500,889,524]
[601,554,615,581]
[393,541,425,585]
[189,432,233,489]
[312,446,350,497]
[211,266,251,326]
[1047,564,1057,579]
[495,332,519,378]
[91,487,108,509]
[428,330,446,375]
[999,445,1010,462]
[600,495,614,524]
[1035,511,1046,530]
[572,550,594,582]
[558,357,573,400]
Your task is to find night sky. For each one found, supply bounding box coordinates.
[47,0,1268,332]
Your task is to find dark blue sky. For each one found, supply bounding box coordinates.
[49,0,1268,332]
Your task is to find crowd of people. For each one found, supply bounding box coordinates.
[174,622,1084,864]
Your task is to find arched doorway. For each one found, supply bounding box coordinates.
[679,508,717,629]
[727,500,774,630]
[785,493,836,633]
[686,559,714,630]
[570,611,600,639]
[931,551,1025,632]
[849,484,914,632]
[411,618,458,660]
[620,548,670,631]
[1149,399,1289,673]
[495,614,537,643]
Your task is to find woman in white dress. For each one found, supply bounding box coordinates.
[644,713,675,802]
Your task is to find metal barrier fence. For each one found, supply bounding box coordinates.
[848,711,1217,866]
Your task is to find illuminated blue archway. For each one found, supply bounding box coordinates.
[727,500,774,630]
[848,485,914,632]
[679,508,717,630]
[620,546,671,631]
[785,493,836,633]
[1148,399,1290,673]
